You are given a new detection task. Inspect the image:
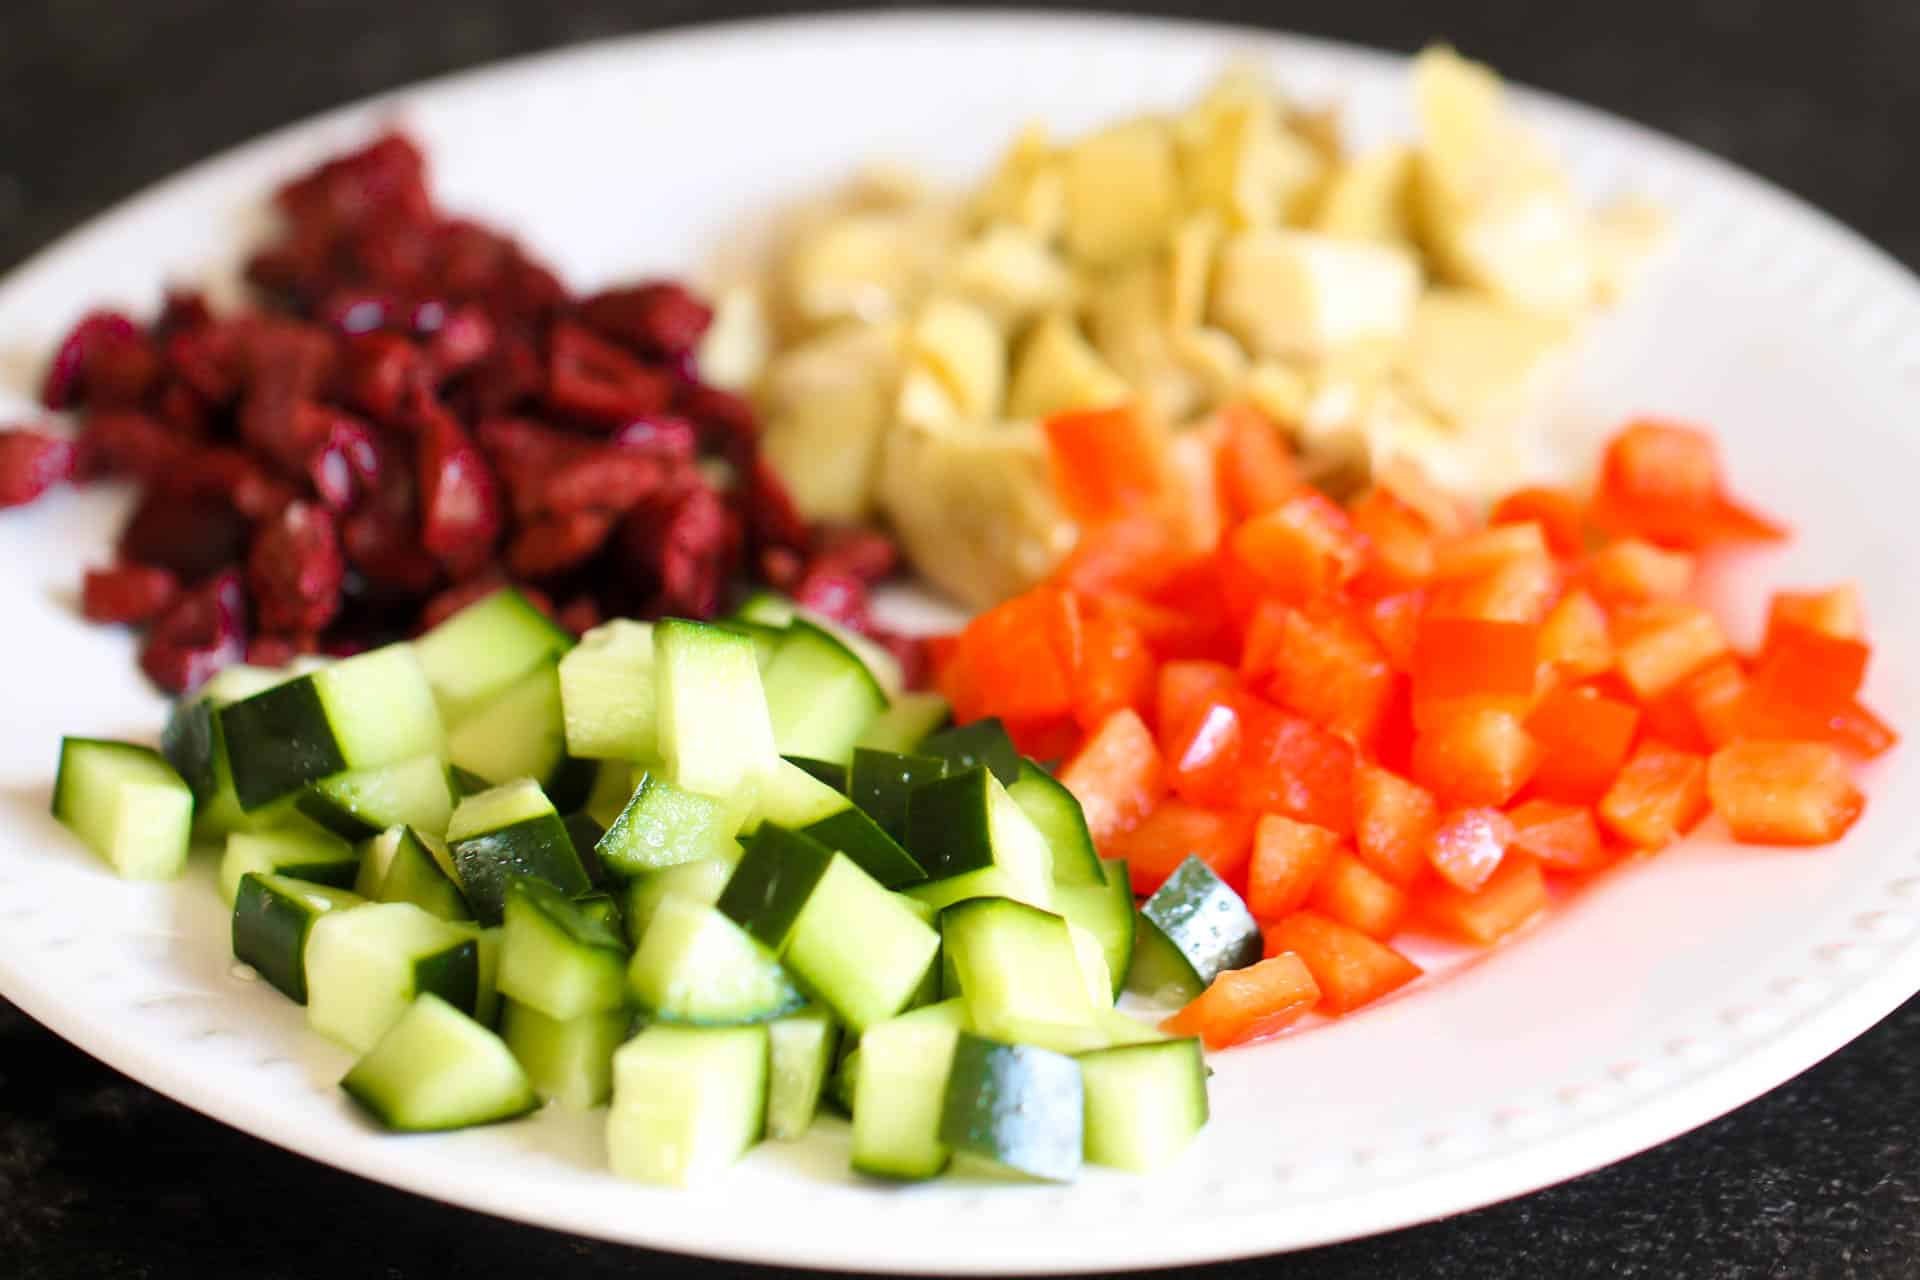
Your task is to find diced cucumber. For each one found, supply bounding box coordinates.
[905,767,1053,906]
[1078,1037,1208,1172]
[919,719,1021,786]
[498,878,630,1020]
[829,1043,859,1115]
[341,993,538,1132]
[719,619,787,673]
[373,825,472,922]
[575,891,624,937]
[745,756,848,831]
[761,621,887,762]
[654,619,777,799]
[1130,856,1262,1003]
[231,873,364,1004]
[849,748,947,844]
[220,643,443,810]
[732,593,903,699]
[355,825,403,898]
[627,895,803,1025]
[559,619,658,762]
[1091,1006,1170,1048]
[414,587,573,721]
[906,865,1039,914]
[1007,760,1102,887]
[731,591,795,628]
[766,1006,840,1141]
[608,1024,769,1185]
[219,821,358,908]
[746,758,925,888]
[297,754,456,842]
[1056,858,1136,1001]
[621,853,741,946]
[784,854,940,1033]
[461,922,505,1029]
[596,772,740,879]
[446,780,590,926]
[717,825,837,952]
[582,761,634,830]
[856,692,951,755]
[446,657,568,791]
[942,898,1099,1052]
[306,902,480,1053]
[784,756,848,791]
[1068,924,1115,1009]
[450,766,493,798]
[940,1034,1083,1183]
[851,1008,963,1180]
[52,738,194,880]
[500,998,628,1110]
[165,665,302,837]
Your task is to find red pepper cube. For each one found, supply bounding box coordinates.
[1232,698,1356,835]
[1411,708,1541,807]
[1427,806,1516,893]
[1585,538,1694,605]
[1682,658,1750,750]
[1491,486,1587,558]
[1831,700,1899,759]
[1349,488,1436,592]
[1739,623,1871,741]
[1263,606,1397,748]
[1155,660,1239,737]
[1598,739,1708,850]
[1246,814,1342,920]
[1262,911,1422,1015]
[1707,741,1865,846]
[1351,764,1440,886]
[1613,603,1731,702]
[1071,611,1155,732]
[1227,490,1368,603]
[1059,708,1167,845]
[1425,554,1562,625]
[1214,403,1300,522]
[957,587,1083,724]
[1059,517,1191,599]
[1538,589,1614,682]
[1364,590,1425,673]
[1045,404,1170,525]
[1308,852,1412,939]
[1422,854,1549,945]
[1506,800,1611,873]
[1525,684,1642,803]
[1411,616,1539,728]
[1238,599,1291,684]
[1160,693,1245,809]
[1432,522,1551,581]
[1599,419,1722,512]
[1110,802,1257,896]
[1763,585,1864,649]
[1161,952,1320,1050]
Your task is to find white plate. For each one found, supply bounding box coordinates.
[4,12,1920,1273]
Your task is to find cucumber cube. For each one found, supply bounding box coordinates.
[608,1025,768,1185]
[342,993,537,1132]
[52,739,195,880]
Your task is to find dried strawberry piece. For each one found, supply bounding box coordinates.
[341,467,442,597]
[618,483,741,619]
[163,322,248,405]
[244,632,316,668]
[547,322,675,426]
[609,413,699,459]
[157,447,298,522]
[578,283,713,359]
[557,596,602,638]
[476,417,592,520]
[83,327,165,409]
[337,331,430,422]
[317,289,407,336]
[456,330,545,420]
[275,133,433,240]
[238,324,336,472]
[422,304,495,378]
[413,397,503,578]
[152,382,211,438]
[792,567,871,629]
[76,411,192,481]
[249,501,346,634]
[41,311,139,410]
[118,493,250,580]
[811,525,901,583]
[345,213,439,295]
[434,221,567,320]
[738,454,809,555]
[154,290,214,339]
[0,429,78,507]
[677,383,760,463]
[82,565,180,625]
[140,569,247,693]
[759,545,805,592]
[302,410,384,512]
[542,448,679,519]
[508,511,617,579]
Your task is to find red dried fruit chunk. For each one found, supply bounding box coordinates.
[792,568,871,629]
[739,454,809,554]
[413,401,503,578]
[77,411,192,481]
[83,327,165,409]
[458,331,546,420]
[163,321,248,406]
[0,429,78,507]
[609,414,700,459]
[41,311,139,410]
[140,570,247,693]
[423,304,496,377]
[618,484,741,619]
[557,596,602,638]
[543,448,679,519]
[508,511,617,579]
[302,410,385,512]
[118,493,251,581]
[337,332,430,422]
[546,322,675,426]
[155,290,215,338]
[248,501,347,634]
[158,447,298,522]
[82,564,180,625]
[275,133,433,239]
[342,469,442,597]
[238,323,336,472]
[810,525,901,584]
[244,633,312,668]
[578,283,713,359]
[677,383,760,463]
[152,382,210,437]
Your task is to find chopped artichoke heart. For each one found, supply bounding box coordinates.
[1210,230,1420,360]
[1064,120,1180,268]
[1396,290,1575,434]
[760,323,903,522]
[1008,314,1130,420]
[1312,144,1416,245]
[909,297,1006,422]
[942,226,1076,329]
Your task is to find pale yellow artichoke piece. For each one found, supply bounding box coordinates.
[1063,119,1180,269]
[785,207,957,330]
[1395,289,1575,434]
[975,123,1067,242]
[1587,196,1669,304]
[1209,229,1420,360]
[1311,144,1416,245]
[910,297,1006,422]
[759,322,904,523]
[695,284,771,394]
[1171,326,1249,410]
[1086,261,1207,426]
[877,417,1076,609]
[942,225,1076,328]
[1167,213,1222,332]
[897,366,963,433]
[1007,314,1130,420]
[1180,98,1324,230]
[1244,359,1312,428]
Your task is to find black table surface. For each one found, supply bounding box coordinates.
[4,3,1918,1276]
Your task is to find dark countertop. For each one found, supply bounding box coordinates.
[3,3,1918,1277]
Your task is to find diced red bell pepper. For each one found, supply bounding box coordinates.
[1377,456,1470,539]
[955,587,1082,723]
[1426,554,1562,625]
[1162,952,1320,1050]
[1059,517,1192,598]
[1006,717,1081,763]
[1538,589,1613,681]
[1411,708,1541,807]
[1491,486,1587,558]
[1238,599,1291,684]
[1045,404,1170,525]
[1100,591,1235,663]
[1590,420,1787,549]
[1585,538,1694,605]
[1763,585,1863,649]
[1410,617,1539,727]
[1598,739,1708,849]
[1246,814,1343,920]
[1072,611,1155,731]
[1233,698,1356,835]
[1227,490,1368,603]
[1110,802,1256,895]
[1525,684,1642,803]
[1215,403,1300,522]
[1830,700,1899,759]
[1739,623,1870,742]
[1707,741,1865,846]
[1363,590,1426,673]
[1060,708,1167,845]
[1260,606,1396,748]
[1351,764,1439,886]
[1160,691,1246,808]
[1506,800,1611,872]
[1262,911,1421,1014]
[1422,854,1549,945]
[1156,660,1238,736]
[1681,657,1749,750]
[1613,603,1731,702]
[1427,806,1516,893]
[1348,488,1436,592]
[1308,852,1412,939]
[1432,522,1550,581]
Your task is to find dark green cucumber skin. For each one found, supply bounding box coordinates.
[509,877,628,955]
[543,756,600,816]
[231,874,318,1004]
[219,678,347,811]
[717,826,836,950]
[452,815,591,926]
[574,891,625,937]
[563,812,608,879]
[160,698,218,800]
[278,857,361,891]
[294,790,380,841]
[938,1034,1083,1183]
[414,940,482,1019]
[903,767,999,881]
[849,749,948,844]
[802,807,927,889]
[1007,760,1102,886]
[449,766,493,798]
[1139,856,1262,988]
[919,719,1022,787]
[785,756,849,792]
